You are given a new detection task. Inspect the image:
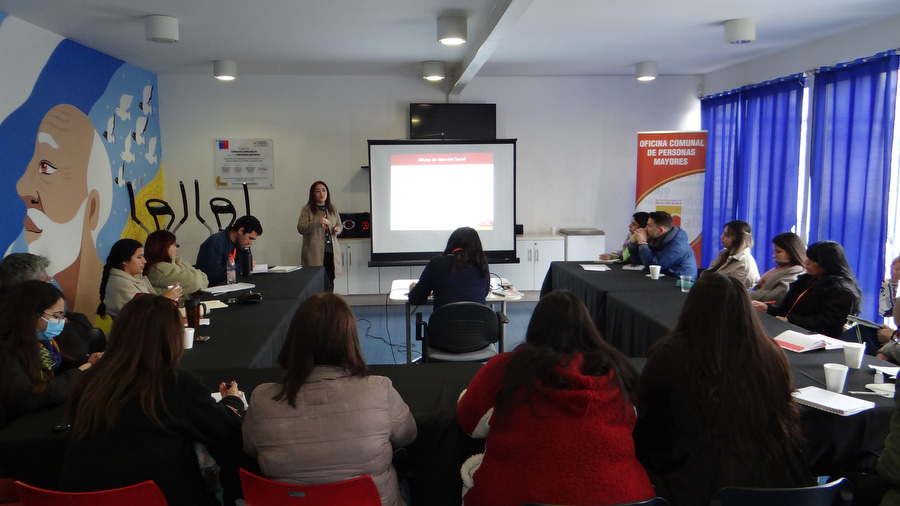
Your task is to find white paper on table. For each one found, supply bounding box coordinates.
[870,364,900,379]
[622,264,645,271]
[204,300,228,310]
[251,263,268,273]
[581,264,610,272]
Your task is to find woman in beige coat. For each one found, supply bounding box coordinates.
[704,220,760,288]
[243,293,417,506]
[297,181,343,291]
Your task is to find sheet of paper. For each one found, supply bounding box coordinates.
[204,300,228,310]
[869,364,900,378]
[251,263,268,273]
[581,264,610,271]
[622,264,645,271]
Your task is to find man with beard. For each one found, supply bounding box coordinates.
[13,104,112,316]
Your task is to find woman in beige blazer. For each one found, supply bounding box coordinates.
[297,181,343,291]
[705,220,760,288]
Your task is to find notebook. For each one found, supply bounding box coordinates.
[774,330,844,352]
[792,386,875,416]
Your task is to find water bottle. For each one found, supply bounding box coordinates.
[240,246,252,277]
[226,255,237,284]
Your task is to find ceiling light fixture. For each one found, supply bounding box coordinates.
[422,61,445,81]
[635,61,658,82]
[437,15,467,45]
[144,15,179,43]
[213,60,237,81]
[724,18,756,44]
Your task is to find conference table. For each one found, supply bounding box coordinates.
[542,260,898,476]
[178,266,325,370]
[0,261,896,502]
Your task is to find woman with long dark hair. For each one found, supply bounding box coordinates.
[704,220,760,288]
[409,226,490,308]
[457,290,654,506]
[635,273,812,506]
[61,295,244,506]
[143,230,208,297]
[752,240,862,337]
[0,281,99,428]
[243,293,416,506]
[749,232,807,304]
[96,238,181,318]
[297,181,343,291]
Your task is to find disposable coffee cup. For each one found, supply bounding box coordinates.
[550,226,558,235]
[679,275,693,292]
[649,265,661,280]
[823,363,849,393]
[842,342,866,369]
[183,327,195,350]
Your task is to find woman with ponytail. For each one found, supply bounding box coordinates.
[408,226,490,309]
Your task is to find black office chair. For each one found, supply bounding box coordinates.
[415,302,507,362]
[522,498,669,506]
[710,477,852,506]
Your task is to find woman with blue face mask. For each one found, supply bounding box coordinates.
[0,280,101,429]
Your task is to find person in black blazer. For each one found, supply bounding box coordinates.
[752,240,861,337]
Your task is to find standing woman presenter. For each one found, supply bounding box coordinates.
[297,181,343,291]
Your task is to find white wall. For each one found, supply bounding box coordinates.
[704,14,900,94]
[158,73,702,265]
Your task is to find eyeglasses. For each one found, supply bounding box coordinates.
[41,310,66,320]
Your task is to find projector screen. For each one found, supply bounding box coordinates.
[368,139,517,266]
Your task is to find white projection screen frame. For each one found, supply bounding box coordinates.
[368,139,517,266]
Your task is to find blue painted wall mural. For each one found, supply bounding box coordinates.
[0,13,163,316]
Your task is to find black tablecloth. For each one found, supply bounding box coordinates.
[545,261,897,476]
[179,267,325,370]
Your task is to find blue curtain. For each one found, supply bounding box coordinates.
[700,75,806,268]
[700,91,741,266]
[809,52,900,320]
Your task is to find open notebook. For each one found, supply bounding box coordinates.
[792,386,875,416]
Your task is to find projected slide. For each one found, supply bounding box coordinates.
[368,139,516,265]
[390,153,494,231]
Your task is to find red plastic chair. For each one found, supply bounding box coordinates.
[13,480,166,506]
[239,469,381,506]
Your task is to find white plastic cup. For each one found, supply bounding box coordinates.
[842,342,866,369]
[550,226,558,235]
[649,265,661,280]
[823,363,849,393]
[679,275,693,292]
[183,327,195,350]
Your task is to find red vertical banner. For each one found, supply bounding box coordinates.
[635,131,707,266]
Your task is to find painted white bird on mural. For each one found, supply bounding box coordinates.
[144,136,158,165]
[120,134,135,163]
[116,94,133,121]
[139,85,154,115]
[102,115,116,143]
[133,116,148,145]
[114,163,126,187]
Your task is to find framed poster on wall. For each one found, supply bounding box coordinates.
[214,138,274,188]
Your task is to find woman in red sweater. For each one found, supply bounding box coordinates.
[457,290,655,506]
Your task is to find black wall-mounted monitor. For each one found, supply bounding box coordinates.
[409,103,497,140]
